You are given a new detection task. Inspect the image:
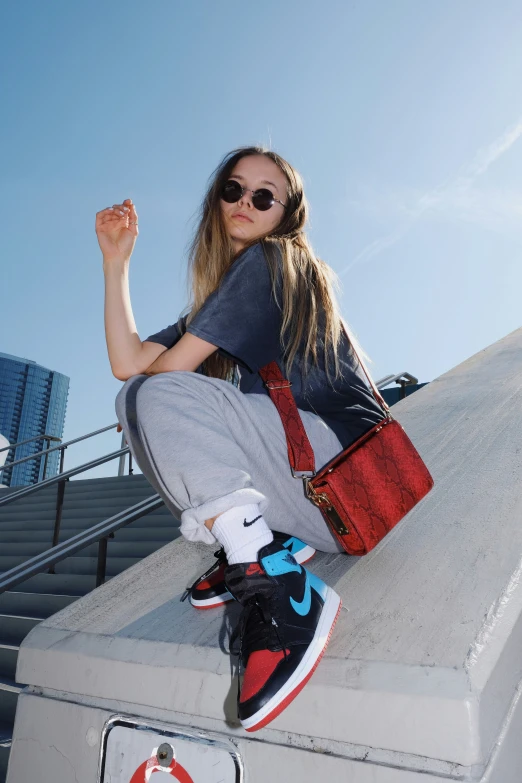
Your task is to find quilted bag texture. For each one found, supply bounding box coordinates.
[259,356,434,556]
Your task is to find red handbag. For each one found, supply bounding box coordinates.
[258,325,434,555]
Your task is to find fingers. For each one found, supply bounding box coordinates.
[96,210,127,229]
[117,199,138,232]
[96,200,137,230]
[112,202,130,216]
[96,200,133,219]
[128,201,138,219]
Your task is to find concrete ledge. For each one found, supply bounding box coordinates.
[11,327,522,780]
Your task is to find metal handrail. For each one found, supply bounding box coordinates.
[0,494,165,594]
[0,433,61,453]
[0,421,133,566]
[376,372,418,389]
[0,423,120,473]
[0,448,129,507]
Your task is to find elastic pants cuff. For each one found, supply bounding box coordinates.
[180,488,268,545]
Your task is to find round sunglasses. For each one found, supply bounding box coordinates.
[220,179,286,212]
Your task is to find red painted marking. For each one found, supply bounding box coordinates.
[129,753,195,783]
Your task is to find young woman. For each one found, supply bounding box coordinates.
[96,146,385,732]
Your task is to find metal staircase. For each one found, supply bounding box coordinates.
[0,471,179,782]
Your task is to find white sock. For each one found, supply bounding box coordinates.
[212,504,273,565]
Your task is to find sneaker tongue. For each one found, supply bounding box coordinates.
[224,561,274,605]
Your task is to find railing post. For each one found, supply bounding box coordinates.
[96,538,107,587]
[59,445,66,473]
[118,433,127,476]
[42,438,50,481]
[48,477,68,573]
[96,532,114,587]
[128,451,133,475]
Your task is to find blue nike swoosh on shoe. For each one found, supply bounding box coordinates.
[290,569,312,616]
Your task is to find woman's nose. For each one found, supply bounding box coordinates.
[237,189,254,208]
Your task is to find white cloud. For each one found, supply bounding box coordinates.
[340,118,522,277]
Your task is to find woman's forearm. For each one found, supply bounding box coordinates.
[103,258,143,380]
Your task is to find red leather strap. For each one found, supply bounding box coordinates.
[259,324,390,476]
[258,362,316,474]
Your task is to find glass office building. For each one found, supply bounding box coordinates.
[0,352,69,487]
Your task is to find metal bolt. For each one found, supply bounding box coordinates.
[157,743,174,767]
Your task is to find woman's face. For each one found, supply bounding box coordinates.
[221,154,288,252]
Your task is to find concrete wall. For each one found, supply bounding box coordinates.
[8,327,522,782]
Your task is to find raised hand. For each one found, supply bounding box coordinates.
[95,198,139,263]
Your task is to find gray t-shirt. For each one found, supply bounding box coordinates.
[144,242,384,449]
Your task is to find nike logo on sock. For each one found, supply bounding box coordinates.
[243,515,262,527]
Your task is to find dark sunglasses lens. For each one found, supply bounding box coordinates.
[221,180,243,203]
[252,189,274,211]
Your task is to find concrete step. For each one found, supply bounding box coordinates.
[0,520,179,552]
[0,494,155,516]
[0,475,152,499]
[0,721,10,783]
[0,467,148,486]
[0,515,177,533]
[67,475,150,487]
[0,481,154,498]
[0,504,173,522]
[1,474,151,493]
[0,592,76,618]
[0,515,156,532]
[0,544,55,557]
[0,519,179,551]
[4,573,98,596]
[0,647,17,681]
[0,531,57,543]
[0,539,174,559]
[0,555,139,576]
[0,482,151,500]
[94,524,177,539]
[0,502,172,522]
[0,721,11,743]
[0,496,161,521]
[0,678,21,724]
[0,490,158,518]
[0,526,177,544]
[0,616,40,647]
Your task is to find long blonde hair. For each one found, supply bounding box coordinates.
[185,146,360,383]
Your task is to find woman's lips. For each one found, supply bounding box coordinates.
[232,214,253,223]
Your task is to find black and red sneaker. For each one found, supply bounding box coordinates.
[184,532,316,610]
[224,540,341,732]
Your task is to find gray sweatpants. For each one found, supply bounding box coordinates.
[115,371,344,553]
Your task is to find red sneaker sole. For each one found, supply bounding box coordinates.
[191,594,233,609]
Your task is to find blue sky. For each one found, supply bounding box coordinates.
[2,1,522,478]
